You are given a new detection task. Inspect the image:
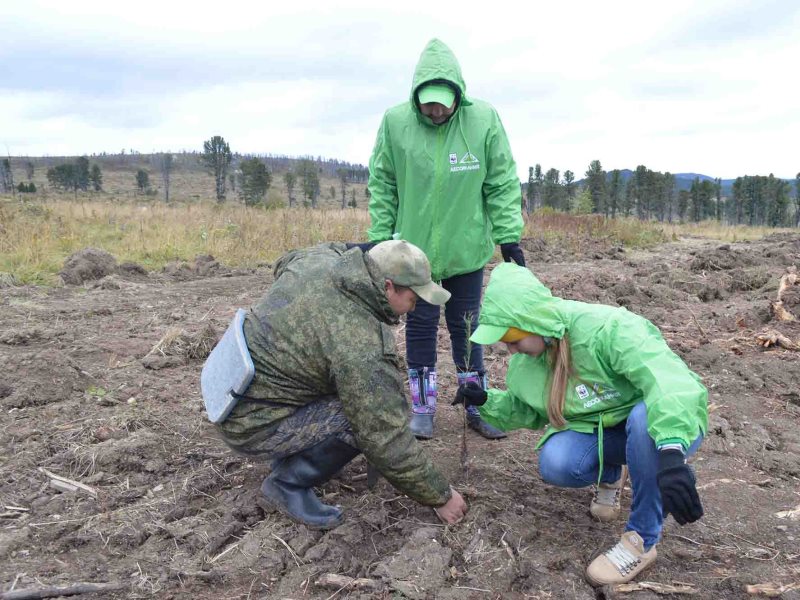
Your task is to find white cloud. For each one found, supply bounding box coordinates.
[2,0,799,179]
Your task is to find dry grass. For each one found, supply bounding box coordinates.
[664,221,798,242]
[0,198,370,284]
[1,196,793,286]
[524,209,669,249]
[525,211,797,247]
[147,323,219,360]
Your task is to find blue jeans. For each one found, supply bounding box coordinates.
[538,402,703,548]
[406,267,484,372]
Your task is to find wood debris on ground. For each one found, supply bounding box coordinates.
[38,467,97,498]
[770,266,797,322]
[613,581,698,595]
[314,573,382,592]
[774,504,800,521]
[745,581,800,596]
[755,330,799,350]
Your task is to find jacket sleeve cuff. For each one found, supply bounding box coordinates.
[657,440,687,453]
[434,486,454,507]
[494,236,520,245]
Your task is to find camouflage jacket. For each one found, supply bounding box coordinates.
[217,243,451,506]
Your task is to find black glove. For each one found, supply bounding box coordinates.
[345,242,377,252]
[451,382,488,407]
[657,448,704,525]
[500,242,525,267]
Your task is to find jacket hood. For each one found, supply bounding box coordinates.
[410,39,470,119]
[476,263,567,339]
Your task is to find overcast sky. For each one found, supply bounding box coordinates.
[2,0,799,180]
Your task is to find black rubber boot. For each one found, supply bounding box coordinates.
[261,437,360,529]
[410,413,434,439]
[467,413,508,440]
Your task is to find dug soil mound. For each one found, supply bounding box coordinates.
[59,247,118,285]
[2,236,799,599]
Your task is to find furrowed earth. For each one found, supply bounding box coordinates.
[2,234,800,599]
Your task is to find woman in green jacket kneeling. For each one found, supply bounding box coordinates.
[453,263,708,586]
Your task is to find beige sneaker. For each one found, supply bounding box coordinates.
[590,466,628,522]
[585,531,657,586]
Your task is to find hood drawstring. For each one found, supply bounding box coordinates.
[456,110,472,160]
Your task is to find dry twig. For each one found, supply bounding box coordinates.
[775,503,800,520]
[613,581,698,595]
[460,313,476,479]
[771,267,798,322]
[745,581,800,597]
[38,467,97,498]
[687,308,709,342]
[0,582,126,600]
[314,574,380,592]
[272,533,304,567]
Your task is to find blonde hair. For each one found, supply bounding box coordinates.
[546,334,572,428]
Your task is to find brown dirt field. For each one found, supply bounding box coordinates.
[2,234,800,599]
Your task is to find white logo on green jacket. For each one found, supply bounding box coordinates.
[450,151,480,173]
[577,382,622,409]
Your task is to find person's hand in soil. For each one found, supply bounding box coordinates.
[434,488,467,524]
[657,448,703,524]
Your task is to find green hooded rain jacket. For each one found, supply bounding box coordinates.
[475,263,708,452]
[367,38,523,281]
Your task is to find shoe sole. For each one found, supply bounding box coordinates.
[475,432,508,440]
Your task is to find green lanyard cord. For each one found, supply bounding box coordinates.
[596,413,605,486]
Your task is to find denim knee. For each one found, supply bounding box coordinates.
[625,402,651,440]
[539,444,579,487]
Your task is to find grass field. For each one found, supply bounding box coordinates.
[1,154,795,284]
[3,195,794,286]
[0,200,370,284]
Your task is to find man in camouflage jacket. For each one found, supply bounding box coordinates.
[214,240,467,528]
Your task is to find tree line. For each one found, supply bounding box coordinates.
[525,161,800,227]
[46,157,103,195]
[8,146,798,226]
[196,135,366,208]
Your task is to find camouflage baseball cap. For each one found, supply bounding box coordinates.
[368,240,451,306]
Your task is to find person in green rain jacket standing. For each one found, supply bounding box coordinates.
[453,263,708,586]
[365,38,525,440]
